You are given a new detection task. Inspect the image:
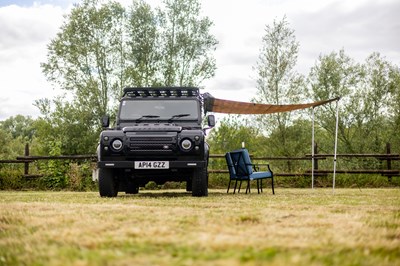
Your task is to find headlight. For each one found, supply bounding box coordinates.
[180,139,192,151]
[111,139,123,151]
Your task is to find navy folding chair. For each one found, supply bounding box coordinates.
[228,149,274,194]
[225,152,244,193]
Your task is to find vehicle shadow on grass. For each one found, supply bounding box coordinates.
[118,190,227,198]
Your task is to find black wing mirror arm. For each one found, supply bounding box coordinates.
[101,115,110,128]
[203,115,215,135]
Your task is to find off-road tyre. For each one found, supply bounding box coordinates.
[99,168,118,197]
[126,180,139,194]
[192,167,208,197]
[186,178,192,192]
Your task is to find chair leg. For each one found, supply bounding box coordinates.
[227,179,231,193]
[257,179,260,194]
[271,176,275,195]
[233,180,238,194]
[238,180,242,193]
[246,180,250,194]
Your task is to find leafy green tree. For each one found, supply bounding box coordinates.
[125,0,161,86]
[253,16,306,156]
[360,53,395,152]
[41,0,125,118]
[206,116,267,174]
[309,50,400,154]
[0,129,15,159]
[387,64,400,152]
[34,96,99,155]
[266,119,319,172]
[0,115,35,141]
[308,49,363,153]
[40,0,129,155]
[207,116,264,155]
[160,0,218,85]
[364,53,400,154]
[39,0,217,154]
[0,116,37,159]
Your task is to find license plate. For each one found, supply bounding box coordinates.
[134,161,169,169]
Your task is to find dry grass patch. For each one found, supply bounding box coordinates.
[0,189,399,265]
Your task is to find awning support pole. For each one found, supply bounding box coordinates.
[333,99,340,191]
[312,107,315,189]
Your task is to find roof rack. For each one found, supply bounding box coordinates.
[123,87,200,98]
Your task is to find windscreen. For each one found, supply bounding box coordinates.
[119,99,199,120]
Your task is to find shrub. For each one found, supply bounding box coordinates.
[0,168,24,190]
[67,162,97,191]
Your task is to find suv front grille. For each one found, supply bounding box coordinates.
[128,135,177,153]
[130,136,173,142]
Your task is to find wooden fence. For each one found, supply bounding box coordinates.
[0,143,399,181]
[207,143,400,181]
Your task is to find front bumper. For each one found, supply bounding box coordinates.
[98,160,206,169]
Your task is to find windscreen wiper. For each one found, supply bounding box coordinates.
[168,114,190,123]
[135,115,160,123]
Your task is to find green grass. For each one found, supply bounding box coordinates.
[1,189,400,265]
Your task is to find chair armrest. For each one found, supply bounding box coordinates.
[245,163,259,172]
[252,164,259,172]
[267,164,273,174]
[253,163,272,173]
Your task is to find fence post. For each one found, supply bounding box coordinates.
[386,143,392,182]
[24,143,30,176]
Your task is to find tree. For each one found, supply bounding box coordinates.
[308,49,363,153]
[0,115,35,141]
[160,0,218,86]
[0,129,18,159]
[207,116,264,155]
[0,116,36,159]
[206,116,266,172]
[309,50,400,154]
[39,0,217,154]
[41,0,125,118]
[253,16,305,156]
[125,0,161,86]
[39,0,126,155]
[363,53,400,153]
[387,63,400,152]
[361,53,395,152]
[34,96,99,155]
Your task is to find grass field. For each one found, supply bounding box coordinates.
[1,188,399,266]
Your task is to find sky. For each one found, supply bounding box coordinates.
[0,0,399,120]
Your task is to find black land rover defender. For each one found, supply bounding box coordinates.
[96,87,215,197]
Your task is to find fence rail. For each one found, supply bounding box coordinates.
[1,143,399,181]
[15,155,96,161]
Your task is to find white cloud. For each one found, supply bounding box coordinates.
[293,0,400,73]
[0,3,66,120]
[1,0,400,120]
[202,0,400,100]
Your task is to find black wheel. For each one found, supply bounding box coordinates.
[186,178,192,192]
[192,167,208,197]
[99,168,118,197]
[126,181,139,194]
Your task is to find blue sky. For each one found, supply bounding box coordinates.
[0,0,73,7]
[0,0,33,6]
[1,0,400,120]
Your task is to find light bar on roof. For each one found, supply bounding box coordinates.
[122,87,200,98]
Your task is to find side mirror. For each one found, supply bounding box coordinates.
[207,115,215,128]
[101,115,110,128]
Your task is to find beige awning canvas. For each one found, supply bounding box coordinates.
[203,92,340,192]
[203,94,339,114]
